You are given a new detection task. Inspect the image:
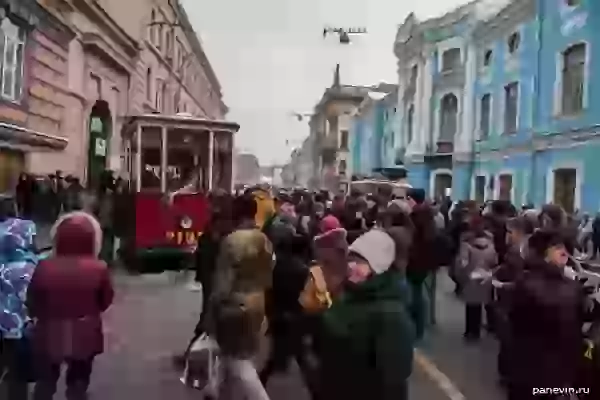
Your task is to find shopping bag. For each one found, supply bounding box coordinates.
[180,333,221,396]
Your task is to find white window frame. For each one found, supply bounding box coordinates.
[477,92,493,140]
[429,168,453,199]
[500,81,520,134]
[553,40,589,117]
[545,161,582,211]
[436,36,464,73]
[0,18,26,102]
[470,173,490,202]
[493,169,515,203]
[435,90,461,142]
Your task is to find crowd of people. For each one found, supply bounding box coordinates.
[1,181,600,400]
[179,186,600,400]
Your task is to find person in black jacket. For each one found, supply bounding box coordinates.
[508,229,585,399]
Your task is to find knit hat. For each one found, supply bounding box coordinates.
[319,215,341,233]
[349,229,395,275]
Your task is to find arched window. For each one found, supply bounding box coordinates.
[508,32,520,54]
[439,93,458,141]
[561,43,586,115]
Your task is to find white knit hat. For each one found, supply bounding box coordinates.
[349,229,396,275]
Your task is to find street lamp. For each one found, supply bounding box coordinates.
[323,26,367,44]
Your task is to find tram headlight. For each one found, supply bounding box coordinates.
[180,216,192,229]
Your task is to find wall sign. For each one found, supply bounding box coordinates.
[95,137,107,157]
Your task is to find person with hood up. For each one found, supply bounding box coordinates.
[456,216,498,341]
[317,229,415,400]
[205,194,274,400]
[27,211,114,400]
[313,215,348,300]
[0,218,37,400]
[508,229,585,400]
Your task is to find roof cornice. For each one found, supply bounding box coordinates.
[171,0,223,96]
[472,0,536,44]
[77,0,139,56]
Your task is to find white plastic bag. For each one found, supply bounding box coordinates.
[180,333,221,396]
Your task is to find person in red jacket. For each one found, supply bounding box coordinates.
[27,211,114,400]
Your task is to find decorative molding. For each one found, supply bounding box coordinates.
[472,0,536,45]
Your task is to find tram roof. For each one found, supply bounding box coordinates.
[125,113,240,132]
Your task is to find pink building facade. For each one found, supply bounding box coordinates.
[0,0,227,191]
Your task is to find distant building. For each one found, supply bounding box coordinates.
[234,153,260,186]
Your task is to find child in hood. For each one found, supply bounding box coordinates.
[317,229,415,400]
[0,218,37,399]
[27,211,114,400]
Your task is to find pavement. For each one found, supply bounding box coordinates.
[43,270,505,400]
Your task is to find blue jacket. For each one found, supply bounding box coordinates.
[0,218,38,339]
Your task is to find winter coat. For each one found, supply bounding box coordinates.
[317,270,415,400]
[508,258,584,395]
[313,228,348,299]
[26,211,114,361]
[0,218,37,339]
[267,215,310,315]
[456,231,497,305]
[207,220,274,358]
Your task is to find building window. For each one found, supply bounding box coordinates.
[406,104,414,144]
[475,176,486,204]
[441,48,461,72]
[0,18,26,102]
[480,93,491,138]
[498,174,512,201]
[434,173,452,201]
[561,43,586,116]
[553,168,576,214]
[165,29,173,60]
[146,68,152,101]
[439,93,458,141]
[150,10,157,44]
[340,129,349,150]
[504,82,518,133]
[508,32,520,54]
[156,79,163,110]
[339,160,347,175]
[483,49,493,67]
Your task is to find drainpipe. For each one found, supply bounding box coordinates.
[529,0,543,206]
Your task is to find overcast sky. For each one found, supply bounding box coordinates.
[181,0,470,165]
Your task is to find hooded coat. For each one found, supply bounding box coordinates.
[0,218,37,339]
[313,226,348,300]
[26,211,114,361]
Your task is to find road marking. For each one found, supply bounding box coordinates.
[414,349,466,400]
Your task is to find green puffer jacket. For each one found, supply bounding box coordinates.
[317,270,415,400]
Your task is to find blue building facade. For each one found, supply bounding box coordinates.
[391,0,600,212]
